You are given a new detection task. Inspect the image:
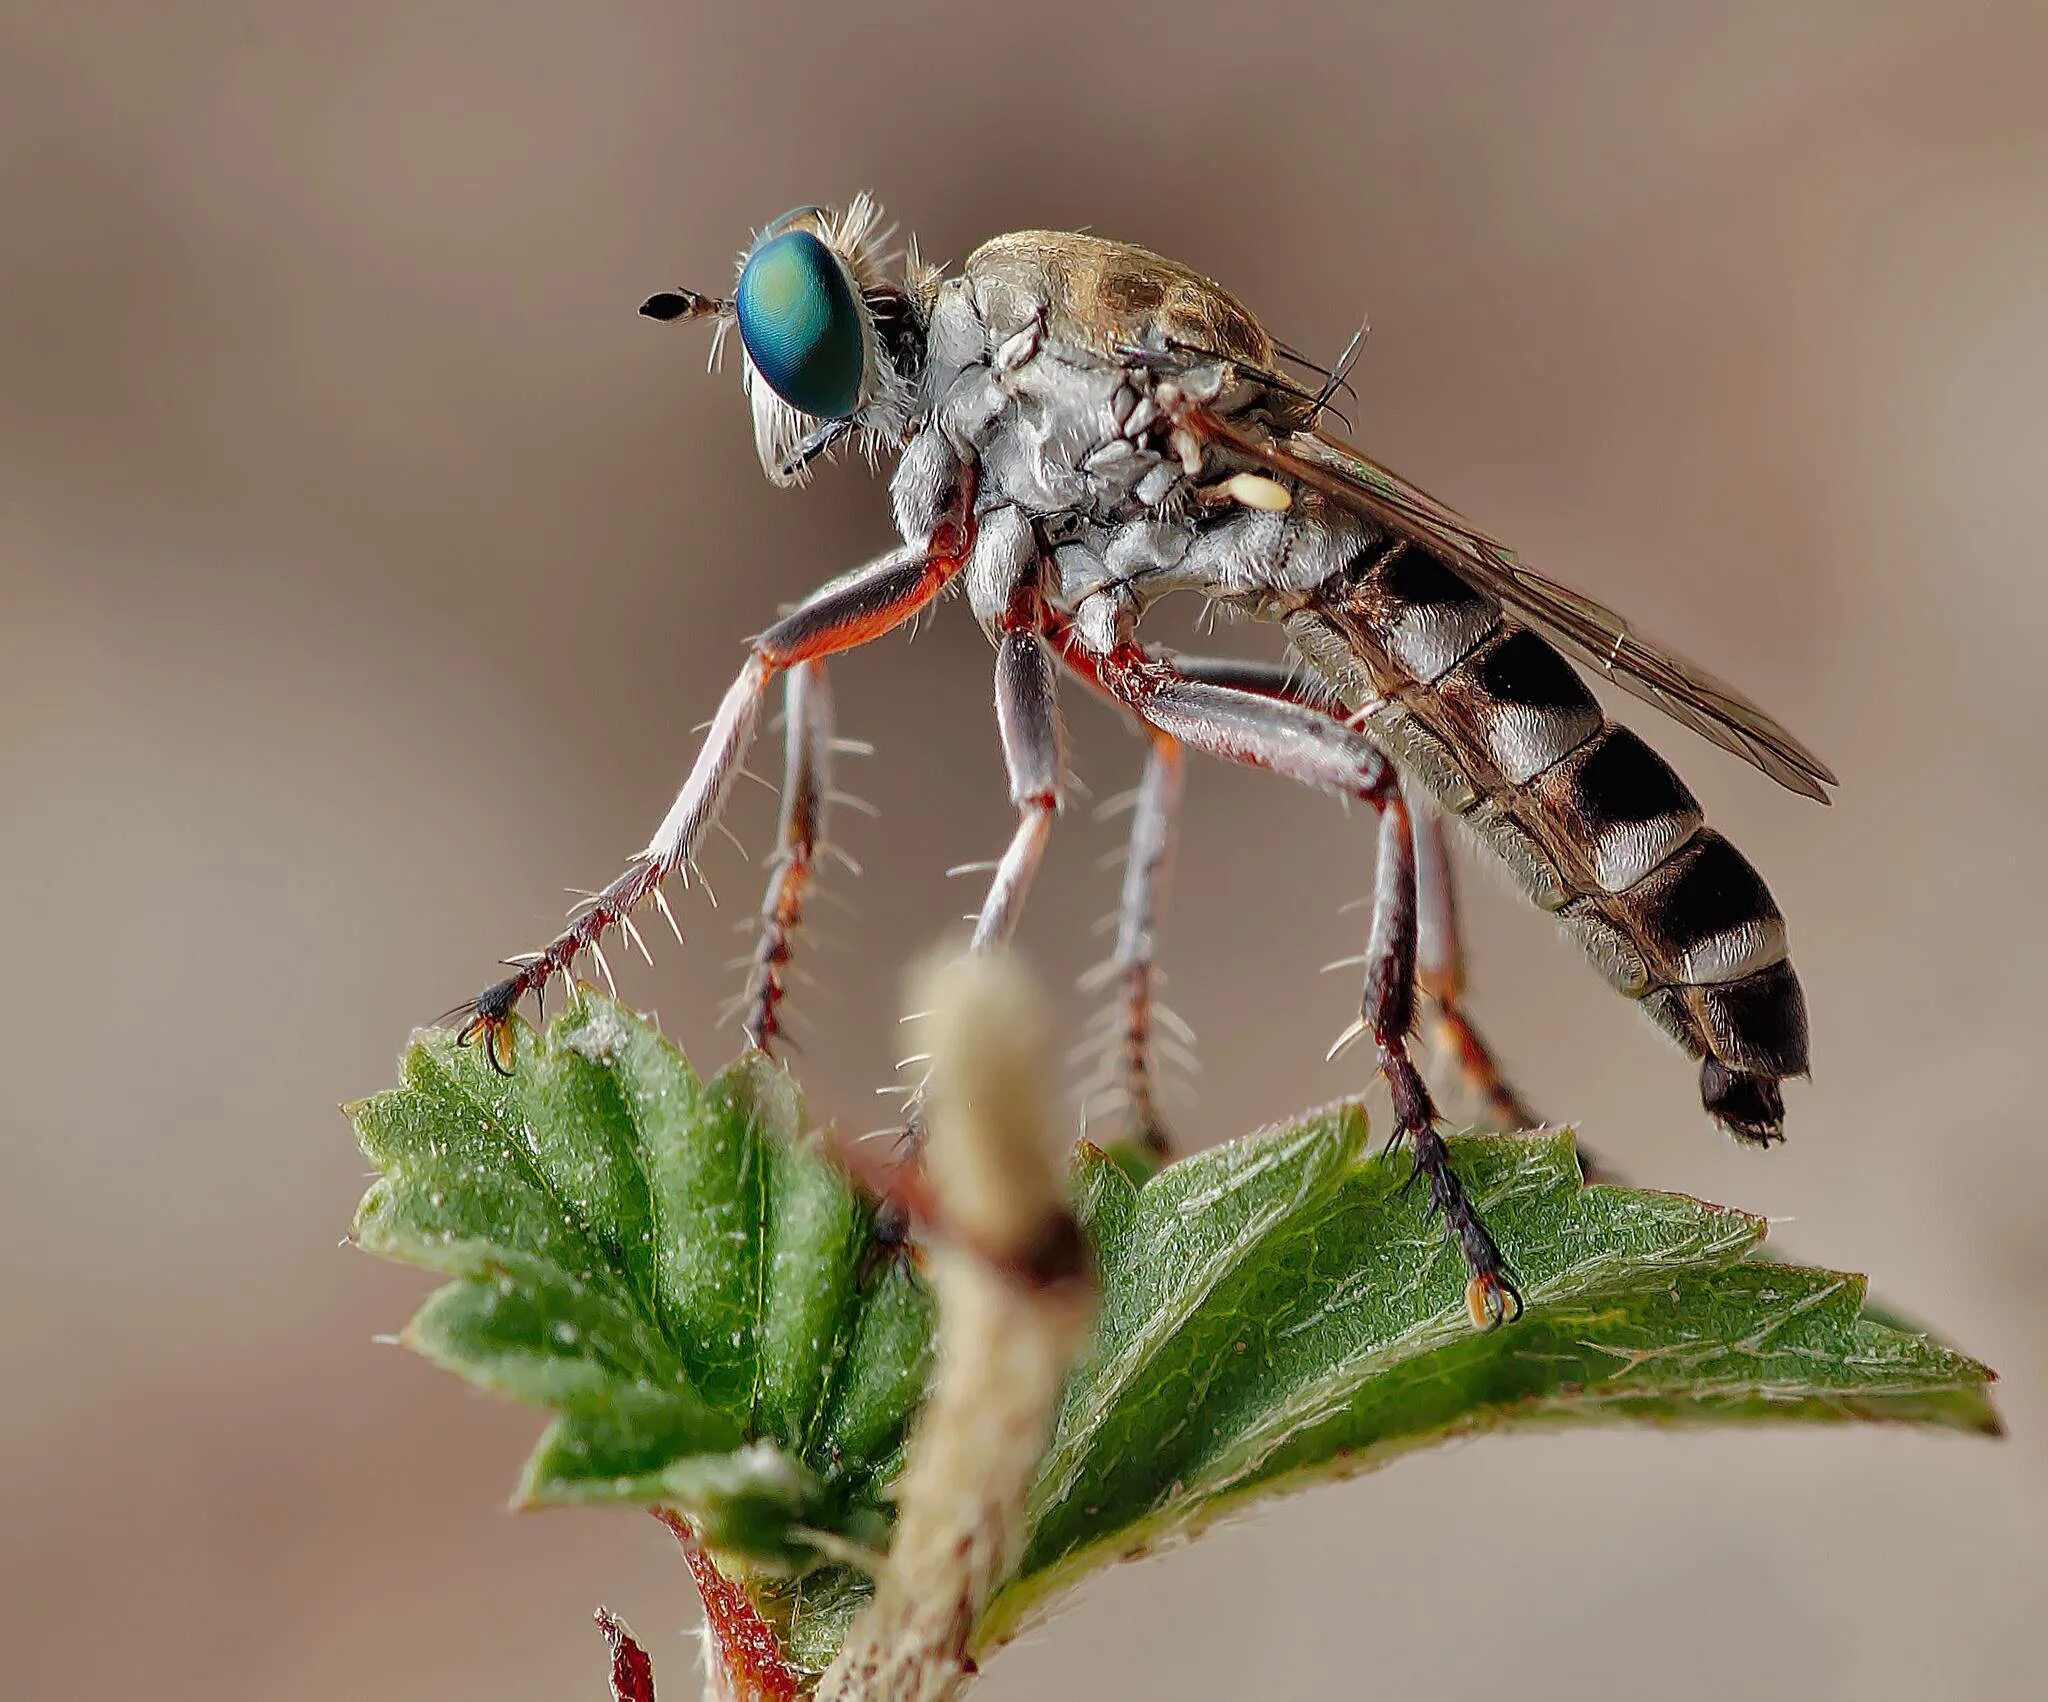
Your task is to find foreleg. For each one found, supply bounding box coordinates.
[453,534,966,1071]
[733,661,835,1058]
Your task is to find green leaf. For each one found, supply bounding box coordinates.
[350,994,929,1582]
[349,997,1997,1678]
[976,1110,1997,1647]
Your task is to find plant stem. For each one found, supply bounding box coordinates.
[655,1509,803,1702]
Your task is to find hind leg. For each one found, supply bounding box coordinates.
[1341,788,1523,1327]
[1077,732,1186,1159]
[1064,633,1522,1328]
[1131,656,1548,1140]
[1410,789,1545,1133]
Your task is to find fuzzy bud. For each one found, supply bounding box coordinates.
[818,953,1094,1701]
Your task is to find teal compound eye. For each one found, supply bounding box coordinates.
[734,229,866,419]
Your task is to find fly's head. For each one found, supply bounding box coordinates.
[641,195,928,487]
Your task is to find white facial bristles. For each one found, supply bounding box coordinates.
[817,953,1094,1702]
[822,192,893,292]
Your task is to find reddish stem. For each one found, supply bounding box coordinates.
[653,1509,803,1702]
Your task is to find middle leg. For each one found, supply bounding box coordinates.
[1063,655,1313,1157]
[884,560,1065,1154]
[972,604,1066,951]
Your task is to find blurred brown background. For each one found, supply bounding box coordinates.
[4,2,2045,1696]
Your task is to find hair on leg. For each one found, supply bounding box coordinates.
[1076,733,1185,1158]
[1064,633,1522,1327]
[729,660,835,1057]
[450,534,967,1072]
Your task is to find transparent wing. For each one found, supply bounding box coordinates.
[1197,412,1837,802]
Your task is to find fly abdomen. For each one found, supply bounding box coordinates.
[1438,628,1607,785]
[1285,540,1810,1143]
[1619,830,1787,989]
[1535,724,1704,893]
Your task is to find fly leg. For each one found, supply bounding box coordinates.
[728,660,835,1059]
[1410,785,1545,1133]
[1078,732,1184,1158]
[969,594,1066,951]
[1071,654,1305,1155]
[1156,654,1546,1139]
[1068,634,1521,1328]
[1140,649,1573,1188]
[1341,789,1522,1327]
[450,530,969,1072]
[901,569,1065,1109]
[870,567,1063,1261]
[1408,789,1629,1179]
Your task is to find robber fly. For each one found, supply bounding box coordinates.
[452,197,1833,1330]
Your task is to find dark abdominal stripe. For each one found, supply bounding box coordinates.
[1300,535,1808,1141]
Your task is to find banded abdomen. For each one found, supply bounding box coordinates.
[1283,540,1808,1142]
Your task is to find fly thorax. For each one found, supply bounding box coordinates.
[1094,488,1376,611]
[987,358,1195,522]
[915,266,1367,610]
[1042,515,1197,614]
[923,275,1211,527]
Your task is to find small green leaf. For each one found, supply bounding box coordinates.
[350,999,1997,1679]
[349,995,930,1578]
